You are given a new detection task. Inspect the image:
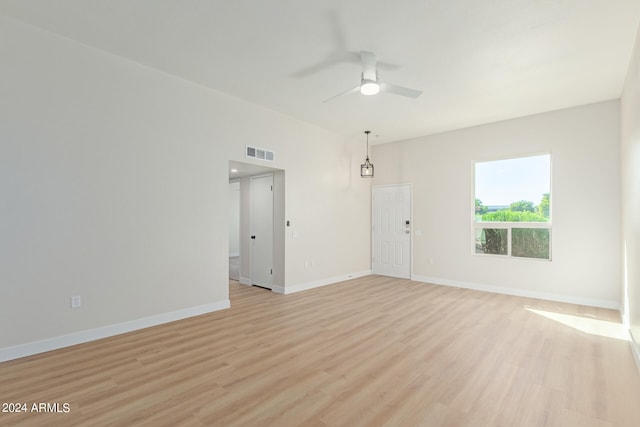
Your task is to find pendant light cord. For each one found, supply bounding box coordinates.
[365,130,371,159]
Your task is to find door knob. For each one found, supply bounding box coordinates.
[251,235,256,240]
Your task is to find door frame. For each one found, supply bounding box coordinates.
[371,183,413,279]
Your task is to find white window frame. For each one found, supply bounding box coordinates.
[472,154,552,261]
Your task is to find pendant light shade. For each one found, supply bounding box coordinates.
[361,130,374,178]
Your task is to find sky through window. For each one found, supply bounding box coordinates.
[475,154,550,206]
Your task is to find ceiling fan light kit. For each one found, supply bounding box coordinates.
[360,79,380,95]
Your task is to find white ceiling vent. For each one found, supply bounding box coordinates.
[246,145,275,162]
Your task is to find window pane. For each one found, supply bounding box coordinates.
[512,228,550,259]
[475,154,550,223]
[475,228,508,255]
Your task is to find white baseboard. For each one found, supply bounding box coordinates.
[0,299,230,363]
[239,276,251,285]
[271,285,285,294]
[228,252,239,257]
[278,270,371,295]
[630,331,640,375]
[411,275,619,310]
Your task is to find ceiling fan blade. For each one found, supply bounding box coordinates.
[376,60,400,71]
[328,10,349,53]
[380,82,422,98]
[292,52,362,78]
[360,51,377,81]
[322,85,360,103]
[291,53,353,78]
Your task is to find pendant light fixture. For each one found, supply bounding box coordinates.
[361,130,374,178]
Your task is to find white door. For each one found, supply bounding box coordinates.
[372,184,411,279]
[250,174,273,288]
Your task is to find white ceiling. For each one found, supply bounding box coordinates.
[2,0,639,144]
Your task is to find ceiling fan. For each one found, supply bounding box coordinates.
[323,51,422,102]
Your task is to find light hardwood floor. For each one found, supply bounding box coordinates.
[1,276,639,426]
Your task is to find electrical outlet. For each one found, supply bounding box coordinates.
[70,295,81,309]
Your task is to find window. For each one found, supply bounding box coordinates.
[474,154,551,260]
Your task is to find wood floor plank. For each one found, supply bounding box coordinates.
[1,276,639,426]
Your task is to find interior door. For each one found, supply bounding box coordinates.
[372,184,411,279]
[250,174,273,288]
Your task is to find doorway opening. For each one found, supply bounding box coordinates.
[228,161,285,293]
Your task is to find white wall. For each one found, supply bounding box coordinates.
[372,101,621,308]
[621,22,640,367]
[228,182,240,257]
[0,15,370,359]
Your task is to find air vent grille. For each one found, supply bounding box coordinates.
[246,145,275,162]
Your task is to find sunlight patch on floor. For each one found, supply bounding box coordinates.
[525,308,629,341]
